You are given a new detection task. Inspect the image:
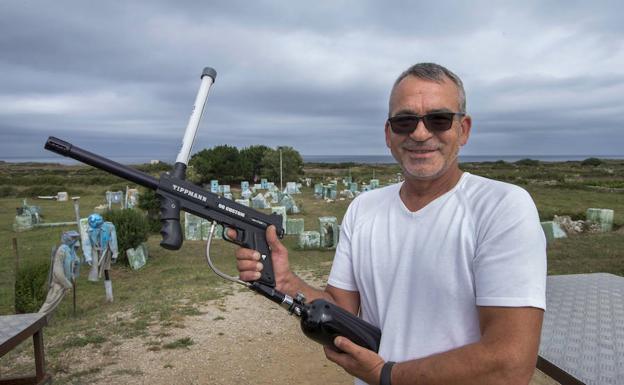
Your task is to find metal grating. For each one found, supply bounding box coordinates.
[540,273,624,385]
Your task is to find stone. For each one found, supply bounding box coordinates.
[314,184,324,198]
[271,206,287,229]
[298,231,320,249]
[349,182,358,193]
[126,243,148,270]
[13,213,32,232]
[586,208,614,232]
[340,190,355,199]
[251,193,270,209]
[278,194,300,214]
[319,216,339,249]
[126,188,140,208]
[541,221,568,243]
[285,182,300,194]
[106,191,123,206]
[235,199,250,207]
[210,180,219,193]
[553,215,584,235]
[370,179,380,189]
[185,212,204,241]
[223,192,233,200]
[261,178,268,189]
[286,218,305,235]
[264,191,279,204]
[57,192,69,201]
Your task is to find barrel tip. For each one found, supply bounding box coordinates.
[201,67,217,81]
[44,136,71,154]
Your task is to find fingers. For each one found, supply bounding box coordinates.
[232,232,263,281]
[334,336,356,353]
[225,228,237,241]
[266,225,286,253]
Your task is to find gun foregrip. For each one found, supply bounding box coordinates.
[300,299,381,352]
[159,196,183,250]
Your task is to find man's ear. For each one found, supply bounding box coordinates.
[459,115,472,146]
[384,120,392,148]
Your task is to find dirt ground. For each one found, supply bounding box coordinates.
[54,285,560,385]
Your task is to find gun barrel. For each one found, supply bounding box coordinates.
[45,136,159,190]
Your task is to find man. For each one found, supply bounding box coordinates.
[231,63,546,385]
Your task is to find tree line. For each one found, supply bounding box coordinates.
[188,145,304,185]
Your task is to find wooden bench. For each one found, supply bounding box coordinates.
[0,313,51,385]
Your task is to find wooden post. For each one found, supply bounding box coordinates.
[12,237,19,274]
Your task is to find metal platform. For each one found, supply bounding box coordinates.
[538,273,624,385]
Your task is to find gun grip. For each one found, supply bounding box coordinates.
[235,229,275,287]
[159,196,183,250]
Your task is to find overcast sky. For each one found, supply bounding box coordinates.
[1,1,623,163]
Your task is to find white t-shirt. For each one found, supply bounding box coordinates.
[328,172,546,371]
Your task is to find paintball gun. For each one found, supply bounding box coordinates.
[44,67,381,353]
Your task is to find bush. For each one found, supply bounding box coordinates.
[103,209,150,265]
[0,185,17,197]
[137,188,161,233]
[515,158,540,166]
[21,185,67,197]
[581,157,603,166]
[15,260,50,313]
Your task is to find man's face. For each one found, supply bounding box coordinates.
[385,76,471,181]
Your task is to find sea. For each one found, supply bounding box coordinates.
[303,154,624,164]
[2,154,624,165]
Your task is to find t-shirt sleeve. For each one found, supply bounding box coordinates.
[474,187,547,309]
[327,199,359,291]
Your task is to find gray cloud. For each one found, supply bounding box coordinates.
[0,0,622,163]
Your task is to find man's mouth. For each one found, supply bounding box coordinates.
[403,147,438,158]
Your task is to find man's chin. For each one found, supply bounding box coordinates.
[401,166,445,180]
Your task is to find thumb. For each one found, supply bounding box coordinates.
[266,225,286,253]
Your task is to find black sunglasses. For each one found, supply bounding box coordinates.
[388,112,465,135]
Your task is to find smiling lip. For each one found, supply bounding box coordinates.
[404,148,438,158]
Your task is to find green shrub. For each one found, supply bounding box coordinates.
[20,185,85,197]
[21,185,67,197]
[103,209,150,265]
[0,185,17,197]
[15,260,49,313]
[515,158,540,166]
[137,188,161,233]
[581,157,603,166]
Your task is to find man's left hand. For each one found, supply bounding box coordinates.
[324,336,385,385]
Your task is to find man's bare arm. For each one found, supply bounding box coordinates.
[327,306,543,385]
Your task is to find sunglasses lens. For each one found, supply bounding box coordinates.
[424,113,454,131]
[389,116,419,134]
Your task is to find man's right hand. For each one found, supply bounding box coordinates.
[227,225,294,293]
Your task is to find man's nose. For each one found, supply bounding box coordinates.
[409,119,433,141]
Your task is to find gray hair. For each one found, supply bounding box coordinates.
[390,63,466,114]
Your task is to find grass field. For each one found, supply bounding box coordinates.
[1,158,623,382]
